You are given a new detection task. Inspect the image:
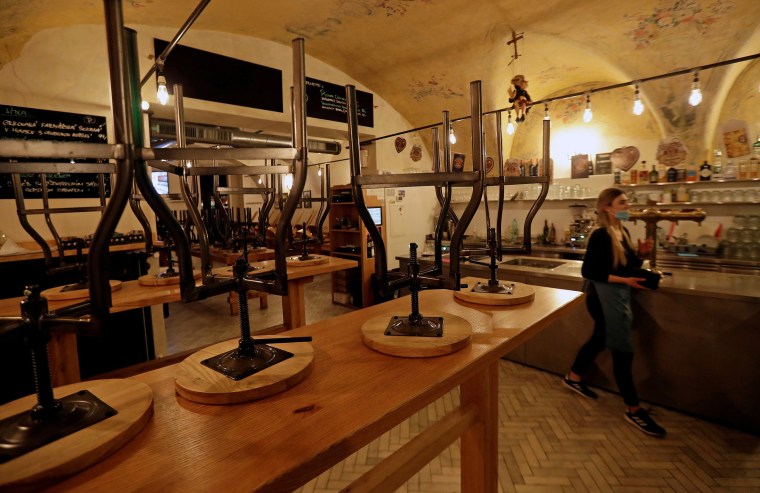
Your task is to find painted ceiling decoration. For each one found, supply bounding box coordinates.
[0,0,758,147]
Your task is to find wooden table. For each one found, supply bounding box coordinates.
[0,256,357,386]
[191,245,275,265]
[247,255,357,329]
[34,282,583,492]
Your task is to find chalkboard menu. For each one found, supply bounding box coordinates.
[594,152,612,175]
[1,104,110,199]
[305,77,374,127]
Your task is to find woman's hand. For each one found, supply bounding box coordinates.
[628,277,648,289]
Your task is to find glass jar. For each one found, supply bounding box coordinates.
[733,215,748,228]
[747,215,760,229]
[732,243,748,259]
[726,228,741,242]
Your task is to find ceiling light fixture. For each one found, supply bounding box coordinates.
[156,73,169,106]
[449,126,457,145]
[543,103,550,121]
[632,84,644,115]
[583,94,593,123]
[688,72,703,106]
[141,100,150,111]
[284,172,294,191]
[317,166,322,177]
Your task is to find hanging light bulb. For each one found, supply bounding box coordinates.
[688,72,702,106]
[284,172,294,191]
[632,84,644,115]
[317,166,322,177]
[449,126,457,145]
[543,103,550,121]
[257,175,263,185]
[156,74,169,106]
[141,100,150,111]
[583,94,593,123]
[506,110,515,135]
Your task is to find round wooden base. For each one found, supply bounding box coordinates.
[286,255,329,266]
[454,279,535,305]
[211,264,275,278]
[175,337,314,405]
[361,311,472,358]
[137,270,201,286]
[41,280,122,301]
[0,379,153,491]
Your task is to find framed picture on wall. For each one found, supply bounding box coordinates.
[571,154,590,179]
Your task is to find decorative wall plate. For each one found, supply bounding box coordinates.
[611,146,640,171]
[394,136,406,153]
[485,156,495,174]
[410,144,422,162]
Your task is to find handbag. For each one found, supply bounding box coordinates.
[630,268,662,290]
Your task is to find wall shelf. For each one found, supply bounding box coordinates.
[329,185,385,308]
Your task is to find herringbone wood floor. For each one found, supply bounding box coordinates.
[295,360,760,493]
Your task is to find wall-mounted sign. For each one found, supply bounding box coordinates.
[305,77,374,127]
[1,104,110,199]
[594,153,612,175]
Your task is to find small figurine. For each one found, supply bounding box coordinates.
[508,74,532,122]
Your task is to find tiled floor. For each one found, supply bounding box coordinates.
[165,276,760,492]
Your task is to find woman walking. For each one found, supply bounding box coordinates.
[564,187,666,437]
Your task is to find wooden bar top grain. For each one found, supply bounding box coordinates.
[38,284,582,492]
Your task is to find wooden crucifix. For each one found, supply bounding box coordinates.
[506,30,524,66]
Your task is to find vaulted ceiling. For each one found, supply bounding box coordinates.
[2,0,759,132]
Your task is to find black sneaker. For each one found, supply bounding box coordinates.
[563,375,598,399]
[625,408,666,437]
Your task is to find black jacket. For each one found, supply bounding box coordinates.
[581,227,643,282]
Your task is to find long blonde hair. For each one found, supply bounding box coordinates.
[595,188,635,269]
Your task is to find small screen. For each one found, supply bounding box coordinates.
[368,207,382,226]
[151,171,169,195]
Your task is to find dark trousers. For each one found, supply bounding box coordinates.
[570,283,640,407]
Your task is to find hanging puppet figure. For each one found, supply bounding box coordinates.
[508,74,532,122]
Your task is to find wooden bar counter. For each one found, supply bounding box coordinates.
[35,283,582,492]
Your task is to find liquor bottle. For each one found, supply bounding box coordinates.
[638,161,649,183]
[366,234,373,258]
[699,159,712,181]
[713,150,723,179]
[686,163,698,182]
[519,160,526,176]
[648,164,659,184]
[750,136,760,179]
[630,163,638,184]
[543,220,549,241]
[666,166,677,182]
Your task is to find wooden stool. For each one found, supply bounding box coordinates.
[228,290,268,315]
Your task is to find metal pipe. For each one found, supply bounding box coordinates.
[90,0,136,321]
[174,84,214,285]
[495,112,505,260]
[448,80,486,289]
[139,0,212,87]
[346,84,390,298]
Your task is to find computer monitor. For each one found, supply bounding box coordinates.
[151,171,169,195]
[368,206,382,226]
